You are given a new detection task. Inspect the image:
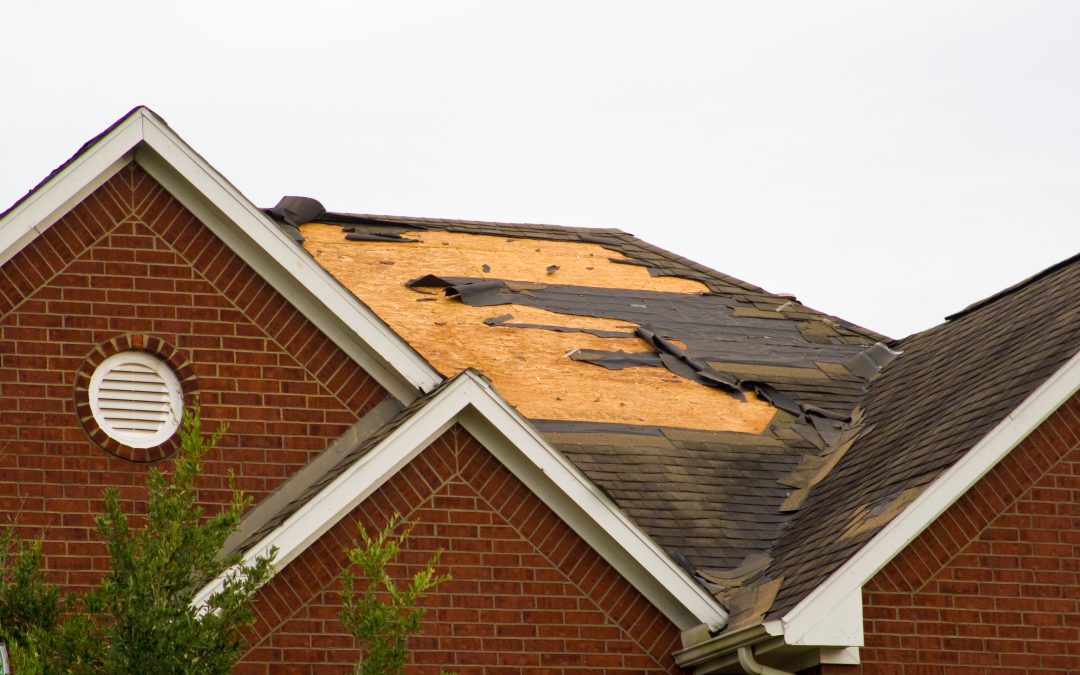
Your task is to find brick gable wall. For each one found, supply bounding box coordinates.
[237,425,684,674]
[815,391,1080,674]
[0,163,385,590]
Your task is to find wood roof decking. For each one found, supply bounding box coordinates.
[301,222,782,432]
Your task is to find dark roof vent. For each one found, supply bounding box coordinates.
[264,196,327,243]
[845,342,903,380]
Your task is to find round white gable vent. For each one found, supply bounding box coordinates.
[89,351,184,449]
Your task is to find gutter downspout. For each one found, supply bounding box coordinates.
[737,645,795,675]
[673,622,776,667]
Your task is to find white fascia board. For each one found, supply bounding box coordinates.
[0,115,142,266]
[0,108,441,402]
[781,347,1080,646]
[190,379,470,610]
[134,112,441,401]
[194,370,728,631]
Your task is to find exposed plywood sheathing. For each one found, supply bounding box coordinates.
[316,226,711,293]
[303,223,776,432]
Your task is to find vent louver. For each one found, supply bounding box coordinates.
[89,352,183,449]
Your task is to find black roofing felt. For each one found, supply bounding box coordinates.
[317,210,890,345]
[409,274,869,416]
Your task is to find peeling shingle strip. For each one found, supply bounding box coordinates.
[316,211,890,345]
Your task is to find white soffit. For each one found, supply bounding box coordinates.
[0,108,441,403]
[781,347,1080,646]
[193,370,729,632]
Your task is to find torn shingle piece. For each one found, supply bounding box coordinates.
[345,231,419,243]
[483,313,636,338]
[568,348,662,370]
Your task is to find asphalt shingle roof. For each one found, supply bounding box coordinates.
[258,202,1080,630]
[764,252,1080,619]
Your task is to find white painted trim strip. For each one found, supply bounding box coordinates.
[782,347,1080,645]
[0,108,442,401]
[135,113,441,398]
[193,370,728,631]
[0,114,142,266]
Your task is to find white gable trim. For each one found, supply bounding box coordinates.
[0,116,141,268]
[0,108,441,402]
[193,370,728,631]
[780,347,1080,646]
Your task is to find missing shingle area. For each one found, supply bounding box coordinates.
[409,273,870,416]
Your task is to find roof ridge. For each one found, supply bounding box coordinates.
[608,232,890,343]
[945,250,1080,322]
[314,209,890,343]
[318,210,625,234]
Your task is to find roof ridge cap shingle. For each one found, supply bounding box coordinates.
[314,210,888,343]
[318,210,625,234]
[944,251,1080,322]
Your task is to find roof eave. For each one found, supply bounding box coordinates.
[194,369,728,632]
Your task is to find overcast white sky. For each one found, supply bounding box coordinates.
[2,1,1077,339]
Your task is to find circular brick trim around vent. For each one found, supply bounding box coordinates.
[74,335,197,462]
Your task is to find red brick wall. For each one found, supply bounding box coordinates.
[821,391,1080,674]
[238,425,684,674]
[0,163,385,590]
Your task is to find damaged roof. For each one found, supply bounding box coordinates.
[272,197,1079,634]
[292,205,883,597]
[17,108,1078,641]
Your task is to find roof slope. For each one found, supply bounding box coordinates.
[298,206,1080,636]
[297,209,883,591]
[764,251,1080,619]
[202,368,730,630]
[232,386,440,555]
[544,423,802,572]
